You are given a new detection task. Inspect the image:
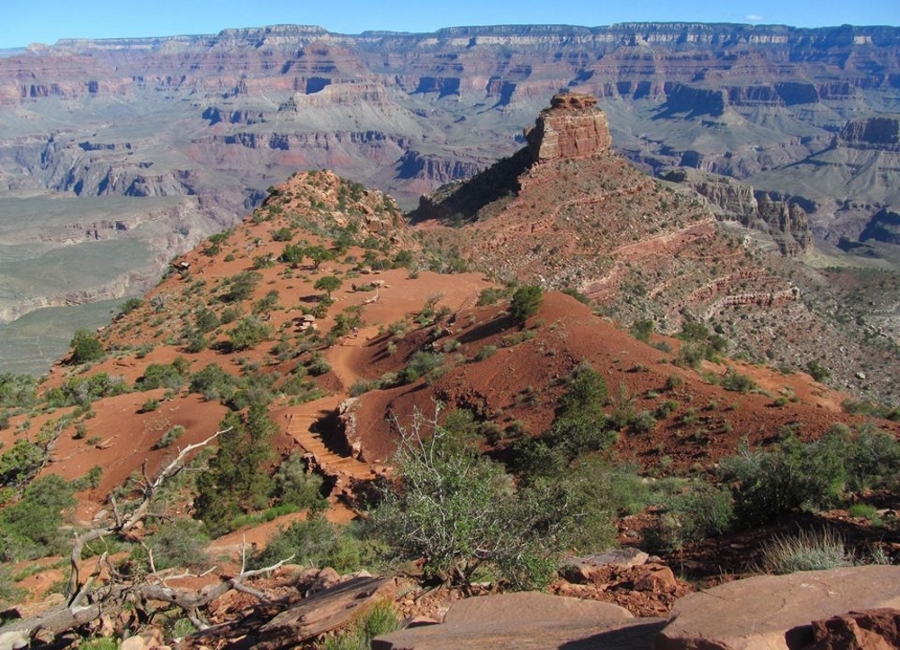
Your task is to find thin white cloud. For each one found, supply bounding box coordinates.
[746,14,764,22]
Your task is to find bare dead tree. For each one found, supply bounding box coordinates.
[0,427,294,645]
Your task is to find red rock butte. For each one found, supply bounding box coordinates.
[525,92,612,164]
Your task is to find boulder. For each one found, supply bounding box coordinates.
[120,637,146,650]
[372,591,665,650]
[804,608,900,650]
[633,565,678,594]
[656,566,900,650]
[573,548,650,570]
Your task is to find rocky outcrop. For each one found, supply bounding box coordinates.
[837,116,900,151]
[407,148,531,224]
[663,168,811,254]
[201,106,266,126]
[806,608,900,650]
[0,269,157,324]
[525,93,611,164]
[395,152,482,185]
[861,207,900,245]
[372,591,662,650]
[656,565,900,650]
[369,567,900,650]
[756,193,811,255]
[411,93,613,223]
[659,83,726,117]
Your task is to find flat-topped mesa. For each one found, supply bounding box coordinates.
[525,93,612,164]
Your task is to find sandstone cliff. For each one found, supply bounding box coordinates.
[525,93,611,163]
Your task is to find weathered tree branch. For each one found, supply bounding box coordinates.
[4,428,231,643]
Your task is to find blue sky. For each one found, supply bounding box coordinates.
[2,0,898,49]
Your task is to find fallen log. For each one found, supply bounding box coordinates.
[252,576,393,650]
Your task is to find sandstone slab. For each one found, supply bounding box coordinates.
[373,591,663,650]
[656,566,900,650]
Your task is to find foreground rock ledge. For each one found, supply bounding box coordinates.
[372,591,665,650]
[656,565,900,650]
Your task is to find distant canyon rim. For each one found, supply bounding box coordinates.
[0,22,899,374]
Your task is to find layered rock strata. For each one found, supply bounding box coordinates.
[525,93,612,163]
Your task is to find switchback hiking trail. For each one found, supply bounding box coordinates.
[280,326,385,494]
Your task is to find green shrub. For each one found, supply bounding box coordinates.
[228,316,273,351]
[140,398,160,413]
[0,440,46,488]
[806,360,830,382]
[194,307,220,333]
[664,374,684,391]
[252,515,365,573]
[514,362,614,475]
[373,408,594,590]
[270,226,294,242]
[117,297,143,316]
[476,287,504,306]
[153,425,185,449]
[222,271,262,303]
[45,372,129,409]
[674,323,728,366]
[0,474,75,561]
[349,380,375,397]
[649,482,734,552]
[720,370,758,393]
[322,598,401,650]
[0,373,37,409]
[630,319,654,343]
[70,328,104,364]
[654,399,679,419]
[757,528,852,574]
[72,465,103,491]
[392,249,414,269]
[189,363,238,401]
[314,275,343,298]
[143,518,211,571]
[677,341,706,368]
[252,289,281,314]
[841,399,900,420]
[307,353,332,376]
[631,410,657,433]
[401,351,444,384]
[557,362,607,419]
[138,363,185,391]
[0,565,23,607]
[185,331,209,353]
[274,452,328,511]
[194,405,277,537]
[509,285,543,323]
[561,287,590,304]
[220,306,242,324]
[848,503,879,519]
[719,431,868,526]
[474,345,497,361]
[844,425,900,491]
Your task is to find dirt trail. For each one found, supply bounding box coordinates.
[283,395,373,482]
[280,326,386,490]
[327,325,382,390]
